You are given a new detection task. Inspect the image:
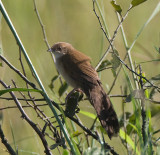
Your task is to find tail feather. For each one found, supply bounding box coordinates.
[85,85,119,139]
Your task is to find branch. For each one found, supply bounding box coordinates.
[0,103,47,111]
[92,1,160,92]
[108,53,128,94]
[0,79,118,154]
[33,0,50,49]
[147,99,160,104]
[94,0,132,70]
[33,0,64,87]
[0,80,52,155]
[0,125,17,155]
[0,97,45,101]
[0,3,71,150]
[117,57,160,92]
[0,55,37,89]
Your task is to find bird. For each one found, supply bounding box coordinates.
[48,42,119,139]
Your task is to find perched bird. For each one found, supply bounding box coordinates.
[48,42,119,139]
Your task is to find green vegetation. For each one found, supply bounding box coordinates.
[0,0,160,154]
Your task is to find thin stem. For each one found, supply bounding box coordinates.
[33,0,64,87]
[0,80,52,155]
[117,13,139,90]
[33,0,50,49]
[0,125,17,155]
[0,55,37,89]
[0,2,75,153]
[95,0,111,38]
[95,2,132,70]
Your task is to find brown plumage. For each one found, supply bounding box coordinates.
[48,42,119,139]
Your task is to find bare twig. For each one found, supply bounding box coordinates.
[0,93,127,102]
[33,0,50,49]
[0,55,37,89]
[12,80,61,143]
[118,57,160,92]
[108,53,128,94]
[92,1,160,92]
[94,0,132,70]
[147,99,160,104]
[109,94,127,98]
[0,80,52,155]
[97,66,113,72]
[0,97,45,101]
[0,78,118,154]
[19,47,27,79]
[33,0,64,87]
[18,46,34,97]
[0,103,48,111]
[18,47,58,136]
[0,125,17,155]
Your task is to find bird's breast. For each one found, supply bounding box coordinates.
[55,58,79,88]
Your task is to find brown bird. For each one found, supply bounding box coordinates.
[48,42,119,139]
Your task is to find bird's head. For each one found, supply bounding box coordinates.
[47,42,73,59]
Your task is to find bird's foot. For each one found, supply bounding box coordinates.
[64,88,84,117]
[65,88,83,104]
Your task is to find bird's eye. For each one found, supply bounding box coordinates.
[57,47,62,51]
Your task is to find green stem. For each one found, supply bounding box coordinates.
[95,0,110,38]
[0,1,76,154]
[117,13,139,90]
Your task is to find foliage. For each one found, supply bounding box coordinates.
[0,0,160,154]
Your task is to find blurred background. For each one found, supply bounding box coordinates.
[0,0,160,154]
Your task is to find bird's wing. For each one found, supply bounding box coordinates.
[61,50,100,87]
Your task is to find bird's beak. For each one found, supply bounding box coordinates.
[47,48,52,52]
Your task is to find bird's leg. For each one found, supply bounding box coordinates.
[65,88,83,104]
[65,88,84,117]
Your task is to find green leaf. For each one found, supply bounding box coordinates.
[63,149,70,155]
[72,131,83,137]
[143,74,160,89]
[149,88,156,99]
[49,75,59,89]
[154,46,160,54]
[131,0,147,7]
[79,110,97,120]
[119,129,140,155]
[129,2,160,51]
[126,114,138,134]
[126,89,145,102]
[110,50,120,77]
[0,88,42,96]
[111,50,120,70]
[97,60,111,71]
[111,0,122,14]
[97,125,106,134]
[111,68,116,77]
[58,82,68,97]
[119,112,132,128]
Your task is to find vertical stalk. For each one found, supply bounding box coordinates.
[117,13,139,90]
[0,2,76,154]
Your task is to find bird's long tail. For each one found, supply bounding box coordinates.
[84,85,119,139]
